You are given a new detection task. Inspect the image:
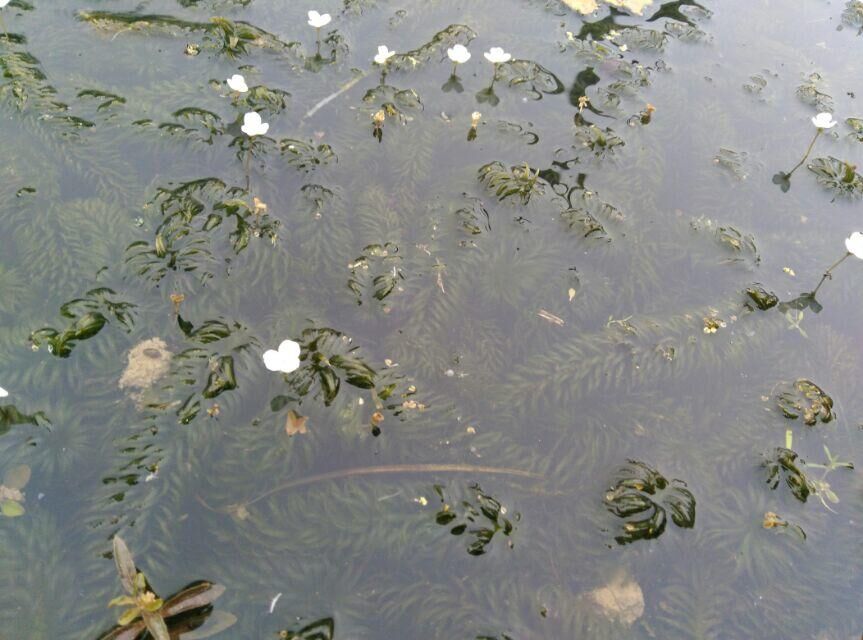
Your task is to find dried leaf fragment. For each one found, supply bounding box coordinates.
[538,309,565,326]
[285,409,308,436]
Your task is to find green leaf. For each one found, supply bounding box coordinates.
[0,500,24,517]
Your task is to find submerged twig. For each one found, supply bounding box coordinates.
[303,72,367,119]
[199,463,543,514]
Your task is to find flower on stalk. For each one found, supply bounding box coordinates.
[483,47,512,64]
[241,111,269,137]
[811,112,837,129]
[447,44,471,64]
[845,232,863,259]
[226,74,249,93]
[0,386,7,398]
[307,10,332,28]
[374,45,396,65]
[263,339,302,374]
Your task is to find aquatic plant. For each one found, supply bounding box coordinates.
[773,112,837,192]
[263,339,302,374]
[101,536,231,639]
[807,156,863,198]
[603,460,696,544]
[761,447,810,502]
[478,161,544,204]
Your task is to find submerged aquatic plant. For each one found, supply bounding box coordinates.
[773,112,837,192]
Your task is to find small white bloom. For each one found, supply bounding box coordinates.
[0,0,9,8]
[619,44,628,52]
[0,386,7,398]
[483,47,512,64]
[263,339,301,373]
[374,45,396,65]
[845,232,863,259]
[307,10,332,29]
[226,74,249,93]
[811,112,837,129]
[241,111,269,137]
[447,44,471,64]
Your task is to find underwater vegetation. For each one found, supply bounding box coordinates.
[0,0,862,638]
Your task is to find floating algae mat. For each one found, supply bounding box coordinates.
[1,0,863,637]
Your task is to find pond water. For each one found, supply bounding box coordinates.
[1,0,863,637]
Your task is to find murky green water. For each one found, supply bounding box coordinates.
[1,0,863,637]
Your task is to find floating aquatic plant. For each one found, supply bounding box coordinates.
[263,339,302,374]
[775,379,835,425]
[604,460,696,544]
[807,156,863,198]
[761,447,811,502]
[29,288,135,358]
[433,483,518,556]
[478,161,544,204]
[100,536,231,640]
[773,112,836,192]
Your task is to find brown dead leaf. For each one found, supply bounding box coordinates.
[285,409,308,436]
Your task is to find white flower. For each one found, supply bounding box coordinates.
[226,74,249,93]
[0,0,9,8]
[263,340,302,374]
[483,47,511,64]
[0,386,7,398]
[447,44,471,64]
[307,10,332,28]
[619,44,628,52]
[241,111,269,137]
[374,45,396,65]
[845,232,863,259]
[811,112,837,129]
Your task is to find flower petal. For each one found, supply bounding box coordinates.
[0,386,7,398]
[263,350,283,372]
[279,339,301,359]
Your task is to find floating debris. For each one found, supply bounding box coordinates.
[585,570,645,627]
[118,338,172,405]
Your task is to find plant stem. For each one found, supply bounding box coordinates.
[243,142,252,201]
[787,128,822,178]
[452,61,458,76]
[812,251,851,296]
[205,463,543,511]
